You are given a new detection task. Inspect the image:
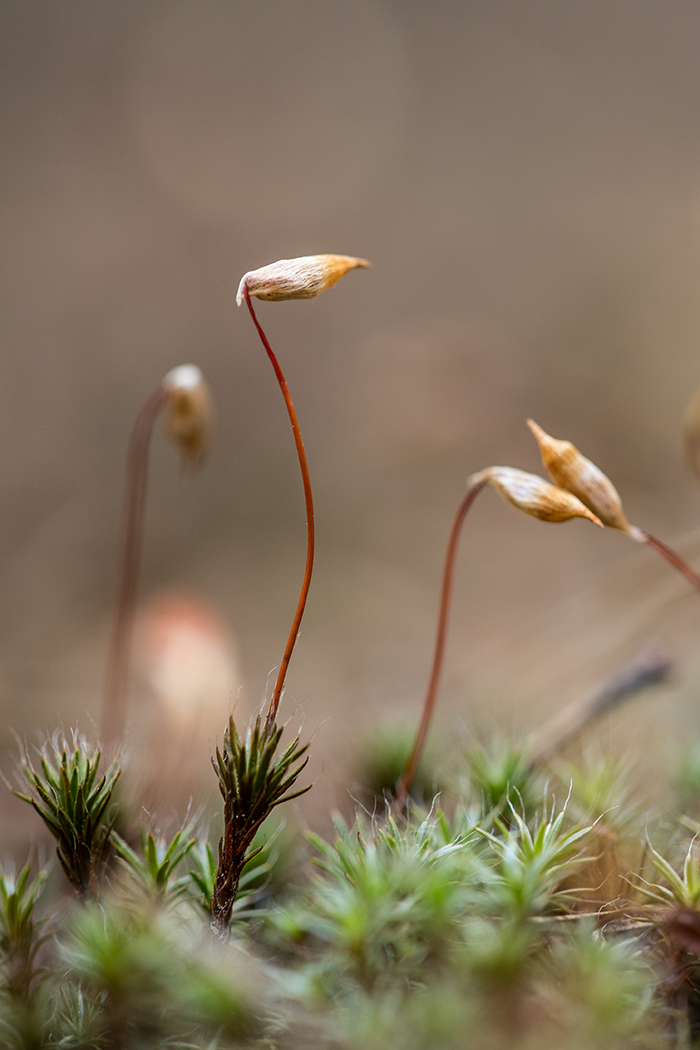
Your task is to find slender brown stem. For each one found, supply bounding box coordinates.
[526,644,673,769]
[242,284,315,732]
[101,385,169,750]
[640,531,700,593]
[395,481,486,809]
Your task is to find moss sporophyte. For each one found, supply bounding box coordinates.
[9,249,700,1046]
[396,418,700,809]
[101,365,214,751]
[236,254,369,731]
[528,419,700,593]
[206,255,369,931]
[395,465,603,808]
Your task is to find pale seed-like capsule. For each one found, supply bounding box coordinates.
[526,419,642,538]
[163,365,214,469]
[683,386,700,482]
[236,254,371,306]
[470,466,603,526]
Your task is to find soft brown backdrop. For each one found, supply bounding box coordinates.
[2,0,700,835]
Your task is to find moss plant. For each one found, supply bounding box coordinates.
[466,737,537,816]
[101,365,214,751]
[210,716,310,932]
[236,255,368,729]
[0,865,48,1004]
[0,745,696,1046]
[475,800,594,921]
[206,255,368,932]
[353,721,442,806]
[9,255,700,1046]
[112,824,198,906]
[280,811,476,991]
[395,465,603,806]
[15,736,120,900]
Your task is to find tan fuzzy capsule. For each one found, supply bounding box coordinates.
[683,386,700,482]
[470,466,604,526]
[236,254,371,306]
[526,419,641,538]
[163,365,214,470]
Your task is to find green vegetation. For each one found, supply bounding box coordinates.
[5,728,700,1048]
[4,254,700,1046]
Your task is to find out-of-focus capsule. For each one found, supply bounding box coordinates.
[163,364,214,470]
[683,386,700,482]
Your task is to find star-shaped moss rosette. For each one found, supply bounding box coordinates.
[395,467,603,807]
[527,419,700,594]
[210,716,309,932]
[15,737,121,900]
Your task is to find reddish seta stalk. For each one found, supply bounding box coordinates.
[101,365,212,751]
[638,530,700,593]
[395,480,486,809]
[101,385,169,750]
[242,283,315,734]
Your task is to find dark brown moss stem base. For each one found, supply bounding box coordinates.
[210,716,309,932]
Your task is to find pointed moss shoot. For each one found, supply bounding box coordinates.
[528,419,700,595]
[101,365,214,751]
[236,253,369,732]
[475,801,594,920]
[395,467,602,809]
[0,864,49,1004]
[211,716,309,933]
[15,736,120,900]
[112,824,197,906]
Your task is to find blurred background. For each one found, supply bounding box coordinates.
[3,0,700,841]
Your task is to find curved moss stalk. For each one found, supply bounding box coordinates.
[101,367,212,751]
[241,283,315,733]
[395,466,602,809]
[395,481,486,807]
[101,384,169,751]
[636,530,700,593]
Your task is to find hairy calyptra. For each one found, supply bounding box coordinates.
[163,364,214,470]
[469,465,604,526]
[236,254,370,306]
[209,252,367,930]
[236,252,369,729]
[526,420,638,537]
[527,418,700,594]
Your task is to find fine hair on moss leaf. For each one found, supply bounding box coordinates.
[211,715,310,931]
[14,734,121,900]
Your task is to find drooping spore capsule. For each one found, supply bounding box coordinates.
[163,364,214,469]
[527,419,640,538]
[236,254,370,306]
[470,465,604,527]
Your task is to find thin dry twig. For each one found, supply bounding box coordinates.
[527,645,673,769]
